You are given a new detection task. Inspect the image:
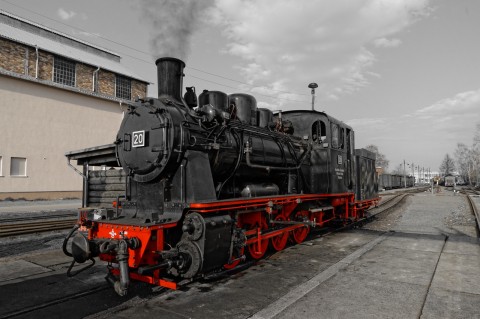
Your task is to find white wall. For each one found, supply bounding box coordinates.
[0,75,123,193]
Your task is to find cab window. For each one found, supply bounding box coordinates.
[339,127,345,149]
[331,124,338,148]
[312,120,327,143]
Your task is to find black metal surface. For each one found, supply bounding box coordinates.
[355,149,378,200]
[228,93,258,125]
[198,90,229,113]
[156,57,185,100]
[63,58,380,295]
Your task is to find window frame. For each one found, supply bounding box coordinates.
[312,120,327,143]
[339,127,345,149]
[115,75,132,100]
[53,56,76,87]
[0,156,3,176]
[10,157,27,177]
[331,123,339,149]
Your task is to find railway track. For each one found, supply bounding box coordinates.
[460,188,480,236]
[0,212,76,223]
[0,286,111,319]
[0,191,414,238]
[0,218,77,237]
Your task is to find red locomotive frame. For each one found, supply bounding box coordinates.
[79,193,378,291]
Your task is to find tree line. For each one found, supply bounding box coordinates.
[364,122,480,186]
[451,123,480,185]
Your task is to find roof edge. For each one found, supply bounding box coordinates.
[0,10,121,58]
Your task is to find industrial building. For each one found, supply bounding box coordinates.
[0,11,149,200]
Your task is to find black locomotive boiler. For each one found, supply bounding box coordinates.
[63,57,379,296]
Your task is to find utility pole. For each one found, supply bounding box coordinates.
[403,159,407,188]
[412,162,415,184]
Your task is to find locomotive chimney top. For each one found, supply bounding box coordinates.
[155,57,186,101]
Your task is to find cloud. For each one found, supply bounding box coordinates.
[414,89,480,119]
[209,0,431,108]
[373,37,402,48]
[348,88,480,170]
[57,8,77,20]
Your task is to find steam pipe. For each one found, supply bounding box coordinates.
[137,260,172,275]
[244,140,311,171]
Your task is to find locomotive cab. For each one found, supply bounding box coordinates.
[278,111,356,196]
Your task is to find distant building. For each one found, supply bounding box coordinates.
[0,11,149,200]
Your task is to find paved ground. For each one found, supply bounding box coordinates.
[0,190,478,318]
[264,190,480,319]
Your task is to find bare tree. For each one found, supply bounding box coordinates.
[453,123,480,186]
[472,123,480,185]
[439,153,455,177]
[365,144,389,170]
[455,143,471,183]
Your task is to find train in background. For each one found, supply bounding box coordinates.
[378,173,415,190]
[63,57,379,296]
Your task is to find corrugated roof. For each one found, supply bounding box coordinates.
[0,13,148,83]
[0,10,121,57]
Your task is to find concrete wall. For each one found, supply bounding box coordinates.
[0,75,123,196]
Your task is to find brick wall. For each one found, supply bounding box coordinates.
[77,63,95,91]
[98,70,115,96]
[37,51,53,81]
[27,48,36,77]
[132,80,147,99]
[0,37,148,100]
[0,38,27,74]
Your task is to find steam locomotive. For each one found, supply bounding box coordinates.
[63,57,379,296]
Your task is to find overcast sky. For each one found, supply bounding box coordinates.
[1,0,479,173]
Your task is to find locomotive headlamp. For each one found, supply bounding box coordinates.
[308,83,318,111]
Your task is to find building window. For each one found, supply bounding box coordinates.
[53,56,76,86]
[116,75,131,100]
[10,157,27,177]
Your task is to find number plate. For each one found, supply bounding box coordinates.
[132,130,145,148]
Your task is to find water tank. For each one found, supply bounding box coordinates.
[258,108,273,128]
[198,90,229,113]
[228,93,257,125]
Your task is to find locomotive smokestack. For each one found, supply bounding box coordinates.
[155,57,185,100]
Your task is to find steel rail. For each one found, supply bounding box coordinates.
[0,212,76,223]
[0,285,109,319]
[465,194,480,236]
[0,218,76,237]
